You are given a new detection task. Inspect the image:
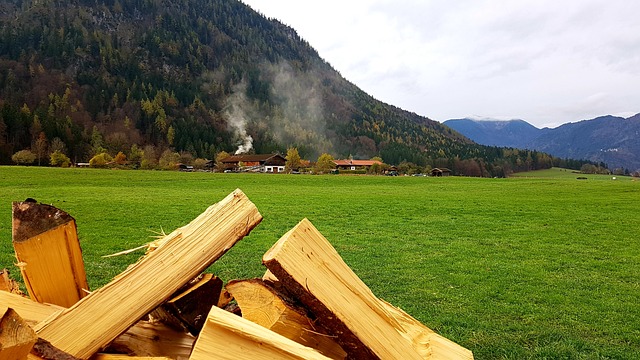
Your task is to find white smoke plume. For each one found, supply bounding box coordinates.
[224,83,254,155]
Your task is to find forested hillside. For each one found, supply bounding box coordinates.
[0,0,591,176]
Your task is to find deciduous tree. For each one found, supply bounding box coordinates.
[314,153,335,174]
[12,150,36,165]
[50,150,71,167]
[33,132,48,166]
[285,147,301,172]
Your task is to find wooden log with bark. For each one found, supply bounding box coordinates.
[107,321,195,360]
[12,201,89,308]
[189,303,332,360]
[263,218,424,360]
[34,189,262,359]
[226,279,346,359]
[0,291,193,360]
[150,274,223,335]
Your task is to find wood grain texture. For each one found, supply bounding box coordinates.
[12,202,89,308]
[227,279,346,359]
[189,304,331,360]
[263,218,423,360]
[0,307,38,360]
[35,189,262,359]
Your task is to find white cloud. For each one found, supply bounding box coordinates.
[241,0,640,127]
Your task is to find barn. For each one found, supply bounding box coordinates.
[431,168,452,177]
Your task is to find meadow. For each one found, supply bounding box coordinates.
[0,166,638,359]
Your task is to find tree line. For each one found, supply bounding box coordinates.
[0,0,601,177]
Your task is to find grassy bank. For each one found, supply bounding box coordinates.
[0,166,638,359]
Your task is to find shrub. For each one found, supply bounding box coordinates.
[12,149,36,165]
[159,149,180,170]
[50,150,71,168]
[193,158,209,170]
[89,153,113,168]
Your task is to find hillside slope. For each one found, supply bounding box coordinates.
[0,0,471,164]
[0,0,592,177]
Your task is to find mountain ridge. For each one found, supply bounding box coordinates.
[444,114,640,171]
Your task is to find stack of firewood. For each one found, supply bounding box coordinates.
[1,190,473,360]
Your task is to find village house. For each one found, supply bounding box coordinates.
[431,167,452,177]
[221,154,286,173]
[332,159,382,172]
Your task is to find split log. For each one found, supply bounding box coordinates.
[107,321,195,360]
[0,307,38,360]
[0,291,193,359]
[379,299,473,360]
[226,279,346,359]
[0,291,64,326]
[189,303,331,360]
[35,189,262,359]
[263,218,423,360]
[12,201,89,308]
[0,269,23,295]
[150,274,223,335]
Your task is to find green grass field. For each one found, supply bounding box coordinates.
[0,166,638,359]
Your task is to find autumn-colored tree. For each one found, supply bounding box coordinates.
[140,145,158,170]
[285,147,301,172]
[159,149,180,170]
[215,151,230,172]
[89,152,113,168]
[33,132,48,166]
[114,151,127,165]
[12,150,36,165]
[167,125,175,146]
[193,158,208,170]
[50,150,71,167]
[314,153,335,174]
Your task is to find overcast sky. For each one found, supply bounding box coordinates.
[241,0,639,128]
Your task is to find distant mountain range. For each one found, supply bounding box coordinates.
[444,114,640,171]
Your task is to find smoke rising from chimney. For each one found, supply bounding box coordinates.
[224,83,254,155]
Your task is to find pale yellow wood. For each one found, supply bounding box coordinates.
[263,218,423,360]
[380,299,474,359]
[12,202,89,308]
[90,354,173,360]
[109,321,195,360]
[0,291,64,326]
[189,303,332,360]
[0,291,194,359]
[227,279,346,359]
[0,307,38,360]
[262,269,278,282]
[13,221,89,308]
[35,189,262,359]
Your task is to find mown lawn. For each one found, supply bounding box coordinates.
[0,166,638,359]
